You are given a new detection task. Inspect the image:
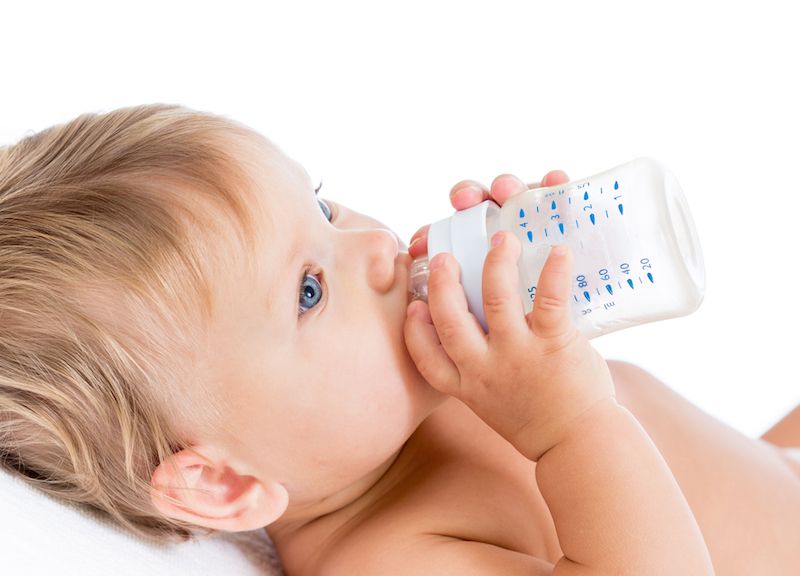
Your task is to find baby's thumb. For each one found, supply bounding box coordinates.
[527,245,576,340]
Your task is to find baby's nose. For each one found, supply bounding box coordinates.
[364,228,400,293]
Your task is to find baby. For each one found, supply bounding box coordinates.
[1,104,799,575]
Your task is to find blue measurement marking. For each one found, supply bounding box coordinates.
[590,213,596,225]
[627,279,634,289]
[536,206,539,213]
[606,284,613,294]
[583,291,591,302]
[575,219,579,229]
[568,197,572,205]
[551,200,557,210]
[519,208,525,218]
[605,210,609,218]
[614,180,619,190]
[618,204,624,215]
[573,294,579,303]
[544,228,549,237]
[558,223,564,234]
[584,191,589,200]
[527,230,533,242]
[647,272,654,283]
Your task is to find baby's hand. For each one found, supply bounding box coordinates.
[404,173,615,462]
[408,170,570,259]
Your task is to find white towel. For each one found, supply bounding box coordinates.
[0,468,285,575]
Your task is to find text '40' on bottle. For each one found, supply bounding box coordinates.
[408,158,706,340]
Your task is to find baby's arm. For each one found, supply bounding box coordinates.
[535,385,710,574]
[402,174,714,575]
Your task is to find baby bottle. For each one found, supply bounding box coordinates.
[408,157,706,340]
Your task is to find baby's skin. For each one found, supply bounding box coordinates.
[402,171,714,574]
[145,141,800,573]
[397,174,800,575]
[286,173,800,575]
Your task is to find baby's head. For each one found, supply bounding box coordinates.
[0,104,444,543]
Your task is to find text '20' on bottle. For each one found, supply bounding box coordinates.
[408,157,706,340]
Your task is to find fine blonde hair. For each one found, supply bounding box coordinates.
[0,104,260,542]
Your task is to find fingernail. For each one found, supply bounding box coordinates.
[491,232,505,247]
[409,237,420,251]
[453,186,480,204]
[551,244,568,256]
[429,253,445,270]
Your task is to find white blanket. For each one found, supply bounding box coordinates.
[1,468,285,575]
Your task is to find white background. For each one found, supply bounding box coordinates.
[2,1,798,438]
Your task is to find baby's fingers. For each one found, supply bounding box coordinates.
[482,231,528,342]
[426,253,488,372]
[490,174,528,205]
[408,224,429,258]
[527,245,577,344]
[404,300,460,394]
[527,170,570,190]
[450,180,490,211]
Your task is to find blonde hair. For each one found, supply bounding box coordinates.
[0,104,261,542]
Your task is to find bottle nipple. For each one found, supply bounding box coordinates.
[408,256,430,302]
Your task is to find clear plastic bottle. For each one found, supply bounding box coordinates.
[408,157,705,339]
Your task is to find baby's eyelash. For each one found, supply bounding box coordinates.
[324,199,338,222]
[314,181,323,195]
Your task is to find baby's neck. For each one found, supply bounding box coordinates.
[264,398,452,572]
[266,441,411,553]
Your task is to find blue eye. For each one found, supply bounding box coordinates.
[298,272,323,315]
[318,199,333,222]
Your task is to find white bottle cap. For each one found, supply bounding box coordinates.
[426,200,500,332]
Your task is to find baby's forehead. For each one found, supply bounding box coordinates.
[233,132,312,194]
[197,131,313,306]
[240,141,317,233]
[199,131,308,248]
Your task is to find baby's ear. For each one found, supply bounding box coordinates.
[149,446,288,531]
